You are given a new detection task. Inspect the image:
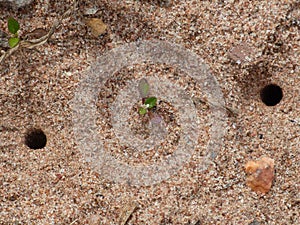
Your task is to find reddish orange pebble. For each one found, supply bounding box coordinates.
[245,156,275,194]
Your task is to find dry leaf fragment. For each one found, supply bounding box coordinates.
[85,18,107,37]
[245,156,275,194]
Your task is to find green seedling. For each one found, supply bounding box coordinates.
[138,96,157,115]
[138,107,148,115]
[145,97,157,109]
[137,78,167,136]
[138,78,150,98]
[137,78,157,115]
[7,17,20,48]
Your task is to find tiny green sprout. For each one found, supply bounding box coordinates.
[138,107,147,115]
[8,17,20,35]
[144,97,157,109]
[138,96,157,115]
[7,17,20,48]
[137,78,158,115]
[138,78,150,98]
[8,37,20,48]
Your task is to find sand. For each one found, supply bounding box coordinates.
[0,0,299,224]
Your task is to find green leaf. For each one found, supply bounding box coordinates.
[145,97,157,109]
[8,17,20,34]
[138,107,147,115]
[138,78,150,98]
[8,37,20,48]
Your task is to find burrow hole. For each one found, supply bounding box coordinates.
[260,84,283,106]
[25,128,47,149]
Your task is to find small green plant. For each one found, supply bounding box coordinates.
[137,78,157,115]
[137,78,166,136]
[7,17,20,48]
[138,96,157,115]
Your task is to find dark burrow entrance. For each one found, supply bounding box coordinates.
[25,128,47,149]
[260,84,283,106]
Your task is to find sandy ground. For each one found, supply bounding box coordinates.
[0,0,299,224]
